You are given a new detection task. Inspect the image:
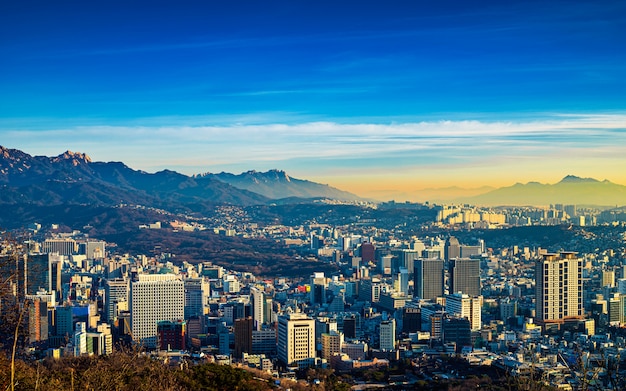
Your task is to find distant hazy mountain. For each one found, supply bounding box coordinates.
[463,175,626,206]
[205,169,362,201]
[0,146,269,209]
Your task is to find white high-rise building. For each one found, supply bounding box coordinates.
[535,252,583,329]
[445,292,482,331]
[130,274,184,348]
[277,313,316,369]
[251,286,265,330]
[379,318,396,351]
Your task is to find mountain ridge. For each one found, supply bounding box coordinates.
[0,146,361,212]
[460,175,626,206]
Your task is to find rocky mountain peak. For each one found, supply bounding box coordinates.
[53,150,92,165]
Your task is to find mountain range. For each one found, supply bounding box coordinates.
[0,146,360,211]
[461,175,626,207]
[1,146,624,216]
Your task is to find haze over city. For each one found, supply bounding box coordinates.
[1,0,625,200]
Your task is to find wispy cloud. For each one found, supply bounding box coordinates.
[1,113,625,189]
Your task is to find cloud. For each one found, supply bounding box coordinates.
[1,113,625,181]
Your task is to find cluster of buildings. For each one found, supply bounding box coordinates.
[435,204,610,227]
[1,207,625,388]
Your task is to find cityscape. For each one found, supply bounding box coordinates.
[1,158,626,389]
[1,1,625,390]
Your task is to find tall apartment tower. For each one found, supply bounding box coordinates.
[414,258,444,300]
[449,258,481,296]
[535,252,583,329]
[277,313,316,369]
[130,274,184,349]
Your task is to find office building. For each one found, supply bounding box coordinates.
[28,298,49,343]
[414,259,444,300]
[379,319,396,351]
[449,258,480,296]
[104,278,128,323]
[321,331,344,360]
[130,274,184,349]
[158,320,187,351]
[234,317,254,358]
[42,239,77,256]
[445,292,482,331]
[442,316,472,352]
[184,278,209,319]
[277,313,316,369]
[535,252,583,329]
[310,272,327,305]
[444,236,460,261]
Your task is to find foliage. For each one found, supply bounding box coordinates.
[0,352,275,391]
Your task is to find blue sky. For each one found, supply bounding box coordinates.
[1,1,625,199]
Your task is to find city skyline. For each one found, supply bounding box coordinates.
[1,1,625,200]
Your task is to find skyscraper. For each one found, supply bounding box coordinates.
[449,258,480,296]
[277,313,316,369]
[535,252,583,330]
[130,274,184,349]
[414,258,444,300]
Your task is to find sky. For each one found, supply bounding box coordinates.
[1,0,625,200]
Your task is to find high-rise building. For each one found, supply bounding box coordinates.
[360,242,375,263]
[414,259,444,300]
[445,292,482,331]
[28,298,49,343]
[277,313,316,368]
[379,319,396,351]
[250,286,265,330]
[449,258,480,296]
[442,316,471,352]
[310,272,327,305]
[535,252,583,329]
[184,278,209,319]
[321,331,343,360]
[602,269,616,288]
[392,249,420,274]
[402,307,421,333]
[104,278,128,323]
[395,268,409,295]
[234,317,253,358]
[80,240,106,259]
[130,274,184,349]
[444,236,460,261]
